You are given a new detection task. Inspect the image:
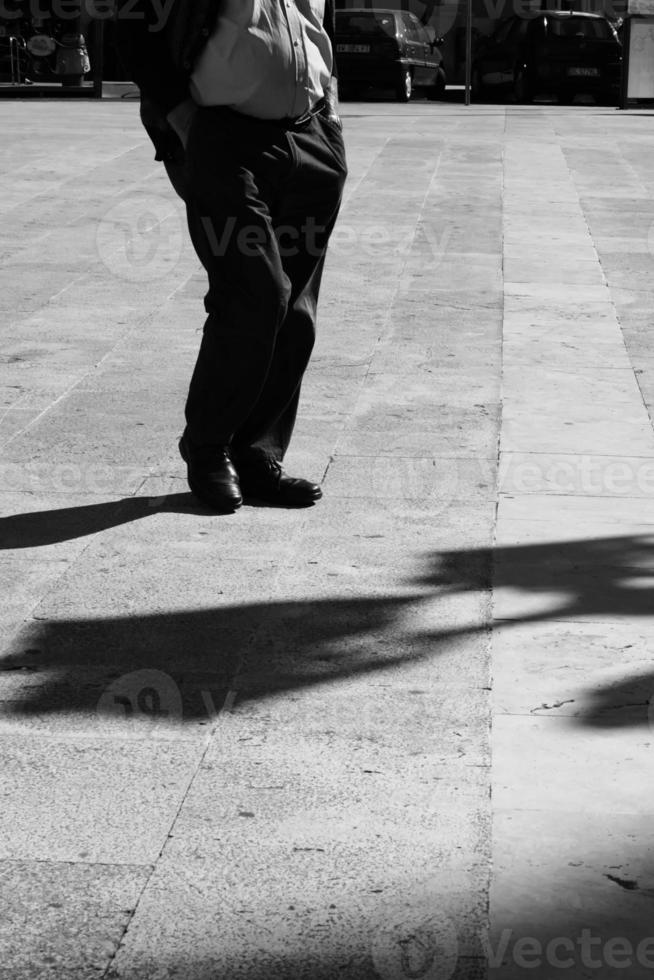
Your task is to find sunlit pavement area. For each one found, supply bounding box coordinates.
[1,97,654,978]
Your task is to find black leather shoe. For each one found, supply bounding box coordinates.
[237,458,322,507]
[179,434,242,512]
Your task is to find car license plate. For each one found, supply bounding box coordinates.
[336,43,370,53]
[567,66,600,77]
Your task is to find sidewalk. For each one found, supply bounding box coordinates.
[0,99,653,979]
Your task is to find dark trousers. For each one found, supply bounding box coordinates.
[164,105,347,463]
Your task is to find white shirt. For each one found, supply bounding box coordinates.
[189,0,333,120]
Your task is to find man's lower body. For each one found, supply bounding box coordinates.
[164,104,347,510]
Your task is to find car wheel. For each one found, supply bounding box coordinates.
[558,90,576,105]
[427,67,447,101]
[513,67,532,104]
[396,68,412,102]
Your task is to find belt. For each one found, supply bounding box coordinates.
[282,97,327,129]
[207,97,326,130]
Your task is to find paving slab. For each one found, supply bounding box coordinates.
[493,713,652,815]
[490,810,654,980]
[322,456,496,503]
[0,736,203,861]
[0,860,149,980]
[499,453,654,497]
[0,556,69,636]
[499,492,654,526]
[339,406,500,458]
[106,868,487,980]
[490,620,654,723]
[494,104,654,980]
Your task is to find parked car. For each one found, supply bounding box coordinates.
[335,7,446,102]
[471,11,622,104]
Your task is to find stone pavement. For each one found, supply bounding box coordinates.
[0,98,653,979]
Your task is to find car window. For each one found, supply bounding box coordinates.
[336,12,397,37]
[402,13,420,41]
[545,15,613,39]
[412,19,431,44]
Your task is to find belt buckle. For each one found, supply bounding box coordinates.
[291,109,313,128]
[291,98,326,129]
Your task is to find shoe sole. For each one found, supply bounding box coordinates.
[241,487,322,507]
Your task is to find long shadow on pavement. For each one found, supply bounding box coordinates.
[0,494,490,724]
[0,493,220,549]
[2,497,654,727]
[2,593,485,723]
[424,534,654,731]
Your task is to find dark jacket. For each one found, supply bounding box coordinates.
[115,0,337,161]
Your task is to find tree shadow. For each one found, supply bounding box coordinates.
[0,494,488,725]
[418,534,654,731]
[418,534,654,622]
[2,593,481,725]
[3,491,654,728]
[574,672,654,729]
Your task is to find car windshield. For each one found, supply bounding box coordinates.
[336,12,396,36]
[546,16,613,39]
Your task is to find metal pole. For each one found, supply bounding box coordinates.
[9,36,20,85]
[464,0,473,105]
[91,17,104,99]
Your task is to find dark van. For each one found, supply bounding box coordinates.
[335,7,446,102]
